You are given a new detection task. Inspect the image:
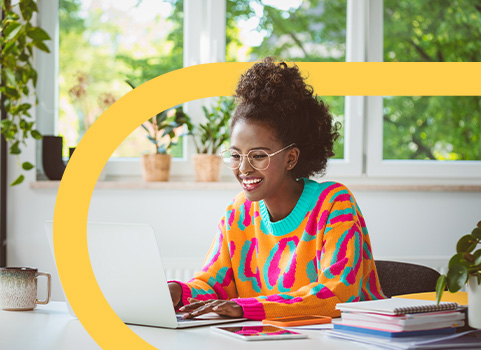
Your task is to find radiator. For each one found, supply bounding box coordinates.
[162,258,203,281]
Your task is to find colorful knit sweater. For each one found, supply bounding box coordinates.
[173,178,385,320]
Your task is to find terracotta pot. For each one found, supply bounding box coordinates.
[141,154,171,181]
[193,154,222,182]
[468,275,481,329]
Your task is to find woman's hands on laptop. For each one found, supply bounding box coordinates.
[168,282,183,309]
[168,282,243,319]
[179,298,244,319]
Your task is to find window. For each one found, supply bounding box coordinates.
[366,0,481,178]
[383,1,481,162]
[58,0,184,159]
[38,0,481,182]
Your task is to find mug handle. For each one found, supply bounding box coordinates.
[36,272,51,305]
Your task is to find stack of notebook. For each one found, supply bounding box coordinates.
[332,298,464,337]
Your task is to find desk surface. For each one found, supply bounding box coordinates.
[0,302,371,350]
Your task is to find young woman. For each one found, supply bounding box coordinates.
[168,58,385,320]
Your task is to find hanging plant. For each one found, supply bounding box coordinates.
[0,0,51,185]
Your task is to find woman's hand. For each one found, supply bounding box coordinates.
[179,298,244,319]
[168,282,182,308]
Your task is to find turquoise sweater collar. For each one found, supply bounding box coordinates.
[259,178,320,236]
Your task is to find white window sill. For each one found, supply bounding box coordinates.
[30,177,481,192]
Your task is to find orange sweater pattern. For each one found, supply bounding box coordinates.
[174,178,385,320]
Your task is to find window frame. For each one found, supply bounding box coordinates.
[365,0,481,179]
[326,0,367,178]
[37,0,481,182]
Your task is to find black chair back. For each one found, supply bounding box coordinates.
[375,260,441,298]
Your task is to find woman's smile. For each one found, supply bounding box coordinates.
[240,176,264,191]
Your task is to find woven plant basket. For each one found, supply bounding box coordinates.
[141,154,171,181]
[193,154,222,182]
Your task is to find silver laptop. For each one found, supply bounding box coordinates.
[44,221,246,328]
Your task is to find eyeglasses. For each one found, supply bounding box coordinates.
[220,143,296,171]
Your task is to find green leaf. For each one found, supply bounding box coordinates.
[155,110,168,125]
[5,11,20,21]
[21,68,30,84]
[18,103,32,113]
[140,123,151,133]
[10,141,21,155]
[4,68,16,86]
[457,234,477,253]
[202,106,209,117]
[19,52,29,62]
[19,1,33,21]
[19,0,37,20]
[2,41,15,55]
[5,54,17,68]
[448,253,470,268]
[446,264,468,292]
[157,145,167,154]
[146,134,157,144]
[30,69,37,86]
[472,227,481,240]
[10,174,25,186]
[5,86,20,99]
[4,22,23,41]
[31,0,38,12]
[32,40,50,53]
[27,27,51,41]
[30,130,42,140]
[435,275,447,305]
[161,125,176,138]
[0,119,12,130]
[125,80,136,89]
[473,249,481,266]
[22,161,34,170]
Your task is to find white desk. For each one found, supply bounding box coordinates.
[0,302,371,350]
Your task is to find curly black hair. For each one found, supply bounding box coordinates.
[231,57,340,179]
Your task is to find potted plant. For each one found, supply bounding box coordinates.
[140,106,192,181]
[1,0,51,185]
[126,80,192,181]
[436,220,481,328]
[190,97,234,182]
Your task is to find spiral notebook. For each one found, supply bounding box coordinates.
[336,298,459,315]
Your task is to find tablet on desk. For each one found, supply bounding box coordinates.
[211,325,308,341]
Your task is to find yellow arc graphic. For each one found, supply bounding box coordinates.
[54,62,481,350]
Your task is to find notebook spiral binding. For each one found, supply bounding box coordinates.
[392,302,459,314]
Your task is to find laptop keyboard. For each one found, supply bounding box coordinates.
[176,315,197,323]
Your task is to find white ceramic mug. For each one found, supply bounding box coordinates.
[0,267,51,311]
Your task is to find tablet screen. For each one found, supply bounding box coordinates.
[213,325,307,341]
